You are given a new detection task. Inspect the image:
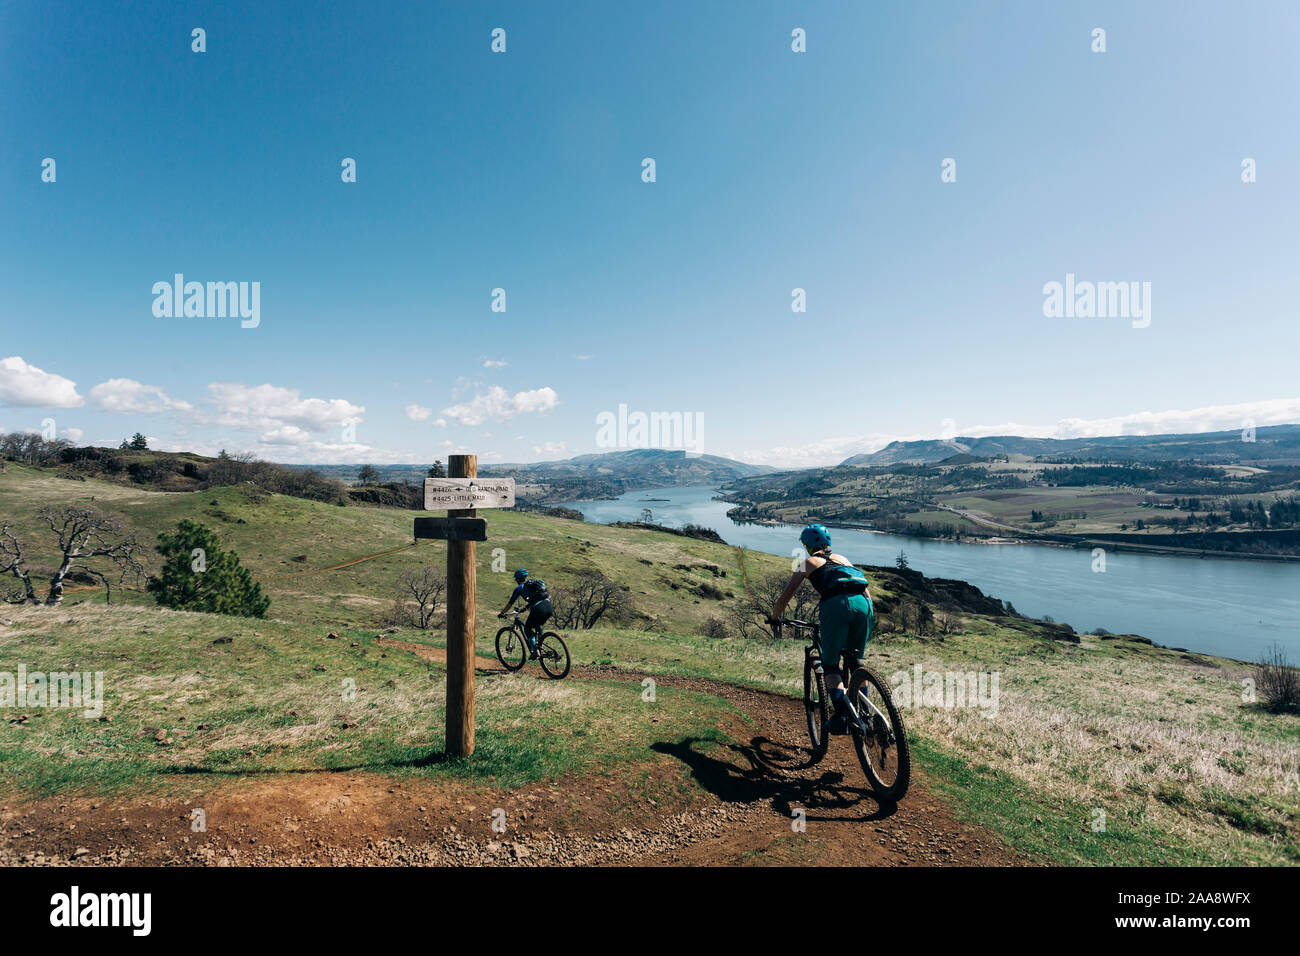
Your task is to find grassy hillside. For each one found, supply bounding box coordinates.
[1,464,1296,865]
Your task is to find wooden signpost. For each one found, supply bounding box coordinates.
[414,457,515,758]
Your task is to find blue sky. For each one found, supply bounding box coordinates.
[2,0,1298,467]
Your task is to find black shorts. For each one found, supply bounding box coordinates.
[525,600,553,636]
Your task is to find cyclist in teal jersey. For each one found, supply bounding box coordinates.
[771,524,875,734]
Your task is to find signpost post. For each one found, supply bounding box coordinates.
[414,458,515,758]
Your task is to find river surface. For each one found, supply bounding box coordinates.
[568,486,1300,662]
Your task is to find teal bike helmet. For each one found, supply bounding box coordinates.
[513,568,529,583]
[800,524,832,552]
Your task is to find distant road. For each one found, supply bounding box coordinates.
[935,503,1037,536]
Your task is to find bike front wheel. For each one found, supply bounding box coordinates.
[848,665,911,803]
[803,651,829,761]
[495,626,526,672]
[537,632,571,679]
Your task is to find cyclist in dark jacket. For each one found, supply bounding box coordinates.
[771,524,874,734]
[499,568,553,659]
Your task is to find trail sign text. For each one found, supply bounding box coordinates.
[423,478,515,511]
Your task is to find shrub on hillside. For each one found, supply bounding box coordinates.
[1253,644,1299,714]
[347,483,423,509]
[204,451,347,504]
[146,520,269,617]
[608,521,726,544]
[699,616,731,639]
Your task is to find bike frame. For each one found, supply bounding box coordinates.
[502,610,535,638]
[784,618,887,736]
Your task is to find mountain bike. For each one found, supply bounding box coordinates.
[776,617,910,802]
[494,611,571,679]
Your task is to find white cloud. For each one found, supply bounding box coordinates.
[259,425,313,445]
[575,354,592,361]
[404,406,448,427]
[0,356,83,408]
[734,433,904,469]
[207,382,364,433]
[532,441,567,457]
[440,386,558,426]
[89,378,193,415]
[62,427,84,442]
[483,359,508,369]
[450,377,481,401]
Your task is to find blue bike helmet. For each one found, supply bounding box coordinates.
[800,524,832,552]
[513,568,529,583]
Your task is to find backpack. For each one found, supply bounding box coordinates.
[810,555,869,598]
[521,578,549,604]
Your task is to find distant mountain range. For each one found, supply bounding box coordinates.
[840,424,1300,467]
[294,448,773,489]
[286,425,1300,487]
[486,448,774,483]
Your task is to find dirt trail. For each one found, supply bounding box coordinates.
[0,656,1024,867]
[375,635,502,672]
[570,665,1022,866]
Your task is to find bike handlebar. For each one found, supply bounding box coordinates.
[773,617,816,631]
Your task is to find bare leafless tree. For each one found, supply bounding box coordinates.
[0,432,71,466]
[551,571,630,629]
[729,570,819,640]
[935,611,962,636]
[0,523,40,604]
[396,566,446,629]
[1,507,145,606]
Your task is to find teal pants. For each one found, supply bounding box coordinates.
[819,593,873,674]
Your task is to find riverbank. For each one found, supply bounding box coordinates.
[725,502,1300,563]
[571,486,1300,661]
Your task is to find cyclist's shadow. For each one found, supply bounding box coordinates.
[651,735,896,824]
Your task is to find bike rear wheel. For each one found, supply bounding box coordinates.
[803,651,829,761]
[495,625,526,672]
[537,632,571,679]
[848,665,911,802]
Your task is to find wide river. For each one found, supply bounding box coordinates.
[568,485,1300,662]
